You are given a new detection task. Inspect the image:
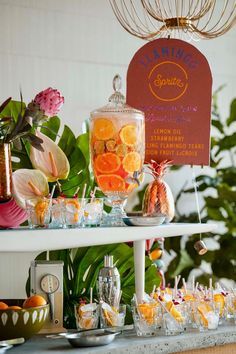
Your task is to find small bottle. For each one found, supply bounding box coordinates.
[97,255,120,306]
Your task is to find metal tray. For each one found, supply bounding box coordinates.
[64,329,119,347]
[123,212,165,226]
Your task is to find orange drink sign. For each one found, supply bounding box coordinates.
[127,38,212,165]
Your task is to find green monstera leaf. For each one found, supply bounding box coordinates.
[33,243,160,329]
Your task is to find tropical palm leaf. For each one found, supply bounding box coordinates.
[34,243,160,328]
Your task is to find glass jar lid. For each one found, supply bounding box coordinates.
[91,75,144,115]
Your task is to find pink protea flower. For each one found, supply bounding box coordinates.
[33,87,64,117]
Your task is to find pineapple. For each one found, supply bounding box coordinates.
[142,160,175,222]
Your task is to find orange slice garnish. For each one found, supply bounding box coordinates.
[122,152,141,173]
[166,301,184,323]
[97,174,125,192]
[120,124,137,146]
[213,294,225,316]
[93,118,116,140]
[183,294,195,302]
[95,153,121,173]
[197,303,212,327]
[138,303,157,325]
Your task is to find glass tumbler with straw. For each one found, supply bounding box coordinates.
[74,288,99,331]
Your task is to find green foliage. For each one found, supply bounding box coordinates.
[34,244,160,328]
[0,99,43,150]
[165,90,236,285]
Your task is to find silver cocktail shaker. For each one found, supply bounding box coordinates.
[97,255,120,307]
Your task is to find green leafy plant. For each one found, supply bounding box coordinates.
[0,99,43,150]
[164,89,236,285]
[28,244,160,328]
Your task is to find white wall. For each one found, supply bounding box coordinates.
[0,0,235,298]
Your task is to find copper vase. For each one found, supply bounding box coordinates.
[0,143,12,203]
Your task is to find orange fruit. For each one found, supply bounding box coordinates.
[93,118,116,140]
[122,152,141,173]
[120,124,137,146]
[97,174,125,192]
[23,295,47,309]
[8,306,22,310]
[150,248,162,261]
[95,153,121,174]
[0,302,8,310]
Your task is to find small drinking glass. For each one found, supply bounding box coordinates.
[225,294,236,321]
[83,198,103,227]
[131,303,161,336]
[26,197,51,228]
[74,303,99,331]
[193,301,219,331]
[63,198,84,227]
[50,199,64,228]
[162,312,185,335]
[161,302,186,336]
[100,304,126,329]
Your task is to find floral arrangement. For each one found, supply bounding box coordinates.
[0,87,92,227]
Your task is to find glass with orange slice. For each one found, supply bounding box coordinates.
[74,302,99,331]
[63,197,85,227]
[26,197,51,228]
[90,75,145,225]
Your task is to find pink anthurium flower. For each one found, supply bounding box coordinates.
[30,130,70,182]
[12,169,49,209]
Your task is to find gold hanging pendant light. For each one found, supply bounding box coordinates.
[110,0,236,41]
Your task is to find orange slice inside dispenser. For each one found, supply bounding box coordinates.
[95,153,121,174]
[93,118,116,140]
[97,175,125,192]
[122,152,141,173]
[120,124,137,146]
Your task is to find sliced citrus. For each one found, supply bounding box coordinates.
[166,301,184,322]
[183,294,194,302]
[122,151,141,173]
[213,294,225,316]
[120,124,137,146]
[93,118,116,140]
[97,174,125,192]
[95,153,121,174]
[197,303,212,327]
[138,303,157,325]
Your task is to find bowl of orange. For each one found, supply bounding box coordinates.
[0,295,49,340]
